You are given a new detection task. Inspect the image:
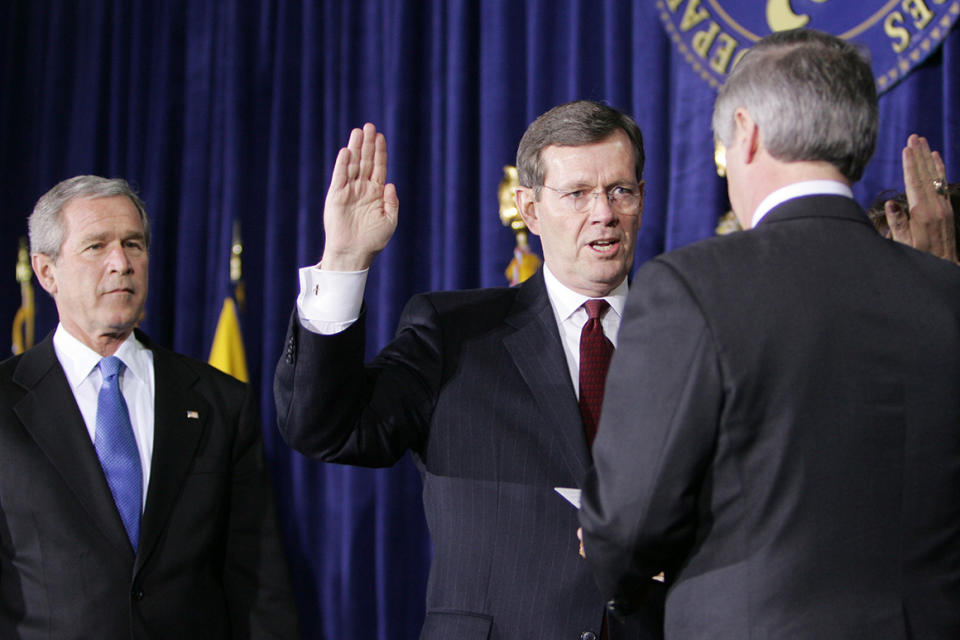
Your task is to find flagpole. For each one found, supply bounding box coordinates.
[208,220,249,381]
[12,237,35,355]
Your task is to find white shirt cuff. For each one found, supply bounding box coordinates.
[296,264,368,335]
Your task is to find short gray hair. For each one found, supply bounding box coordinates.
[516,100,645,191]
[29,175,150,261]
[712,29,878,183]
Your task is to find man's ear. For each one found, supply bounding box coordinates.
[734,107,761,164]
[31,253,58,295]
[515,186,541,236]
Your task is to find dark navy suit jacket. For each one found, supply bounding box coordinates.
[0,330,298,639]
[275,270,663,640]
[582,196,960,639]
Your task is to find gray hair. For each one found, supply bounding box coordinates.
[516,100,645,191]
[29,175,150,261]
[712,29,878,183]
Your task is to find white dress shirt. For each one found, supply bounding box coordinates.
[751,180,854,228]
[295,262,627,398]
[53,325,155,507]
[297,266,368,334]
[541,264,627,397]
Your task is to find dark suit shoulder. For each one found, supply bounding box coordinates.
[647,202,869,284]
[411,274,546,325]
[654,207,960,293]
[137,331,248,393]
[0,334,61,396]
[0,352,25,380]
[168,349,248,390]
[412,285,519,317]
[391,285,526,344]
[0,353,29,409]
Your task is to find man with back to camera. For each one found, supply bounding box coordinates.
[275,100,664,639]
[0,175,299,638]
[579,29,960,639]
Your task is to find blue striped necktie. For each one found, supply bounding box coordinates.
[94,356,142,550]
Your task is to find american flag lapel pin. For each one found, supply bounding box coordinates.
[186,410,200,419]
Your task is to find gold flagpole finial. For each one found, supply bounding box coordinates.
[230,220,243,284]
[12,237,35,355]
[499,165,541,285]
[230,220,245,311]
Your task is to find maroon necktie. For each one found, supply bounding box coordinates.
[579,299,614,450]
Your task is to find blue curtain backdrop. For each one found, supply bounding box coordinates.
[1,2,957,638]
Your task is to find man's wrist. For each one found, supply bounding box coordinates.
[320,249,375,272]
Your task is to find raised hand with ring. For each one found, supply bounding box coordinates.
[933,177,947,197]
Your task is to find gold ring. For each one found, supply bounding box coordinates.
[933,177,947,196]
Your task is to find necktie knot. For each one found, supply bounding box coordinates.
[583,298,609,320]
[99,355,125,381]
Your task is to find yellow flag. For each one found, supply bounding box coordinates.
[208,297,248,382]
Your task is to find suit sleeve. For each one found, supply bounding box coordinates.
[224,384,300,639]
[273,294,441,466]
[579,258,723,614]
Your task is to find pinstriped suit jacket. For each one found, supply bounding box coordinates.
[275,270,662,639]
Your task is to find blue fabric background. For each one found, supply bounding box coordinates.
[1,2,957,637]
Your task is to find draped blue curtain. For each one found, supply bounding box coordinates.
[1,2,957,638]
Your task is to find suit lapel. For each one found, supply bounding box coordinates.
[135,336,208,574]
[12,336,134,556]
[503,272,592,483]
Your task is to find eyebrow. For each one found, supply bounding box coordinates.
[555,180,636,190]
[77,231,146,244]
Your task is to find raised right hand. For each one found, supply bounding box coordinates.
[320,123,400,271]
[885,134,957,264]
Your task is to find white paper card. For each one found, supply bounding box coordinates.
[554,487,581,509]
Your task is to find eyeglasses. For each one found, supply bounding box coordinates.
[538,184,642,215]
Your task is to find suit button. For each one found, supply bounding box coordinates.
[131,589,144,601]
[606,599,622,617]
[579,633,597,640]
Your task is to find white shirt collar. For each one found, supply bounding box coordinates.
[53,325,152,389]
[751,180,854,228]
[541,263,628,323]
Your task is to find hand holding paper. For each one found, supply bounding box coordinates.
[560,487,664,582]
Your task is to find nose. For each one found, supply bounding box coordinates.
[587,192,617,225]
[106,243,133,272]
